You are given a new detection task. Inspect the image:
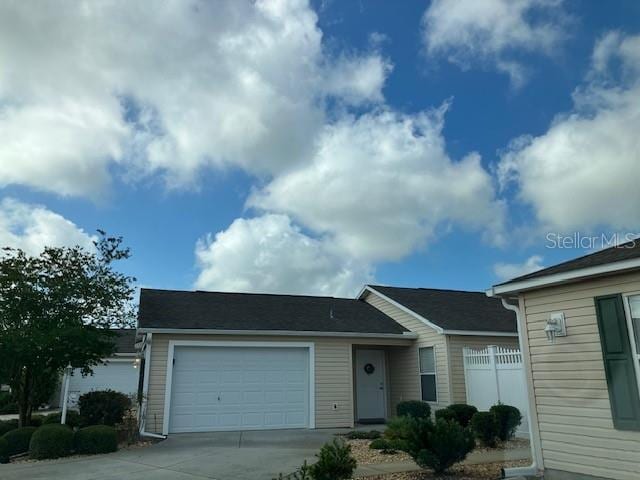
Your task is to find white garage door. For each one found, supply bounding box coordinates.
[68,360,138,405]
[169,346,310,433]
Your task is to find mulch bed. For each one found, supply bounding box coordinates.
[347,438,530,465]
[356,459,531,479]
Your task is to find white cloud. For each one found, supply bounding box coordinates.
[498,32,640,233]
[194,214,371,297]
[493,255,544,281]
[0,198,95,256]
[249,104,505,261]
[422,0,567,86]
[0,0,389,197]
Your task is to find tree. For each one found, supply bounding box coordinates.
[0,232,135,427]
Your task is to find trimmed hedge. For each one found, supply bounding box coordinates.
[3,426,37,456]
[74,425,118,455]
[396,400,431,419]
[43,410,82,428]
[29,424,74,459]
[435,404,478,428]
[0,392,18,415]
[78,390,131,426]
[490,404,522,441]
[0,437,9,464]
[470,412,499,447]
[0,419,18,436]
[29,415,44,427]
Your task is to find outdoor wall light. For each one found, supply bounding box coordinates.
[545,312,567,343]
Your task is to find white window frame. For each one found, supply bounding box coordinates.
[622,293,640,395]
[418,346,438,404]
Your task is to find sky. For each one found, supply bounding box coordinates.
[0,0,639,298]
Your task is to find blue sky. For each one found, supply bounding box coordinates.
[0,0,639,297]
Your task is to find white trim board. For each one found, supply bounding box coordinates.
[442,330,518,337]
[139,327,416,339]
[359,286,444,334]
[162,340,316,435]
[488,257,640,296]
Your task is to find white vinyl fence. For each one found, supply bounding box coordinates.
[463,345,529,436]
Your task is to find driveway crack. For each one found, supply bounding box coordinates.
[238,431,243,448]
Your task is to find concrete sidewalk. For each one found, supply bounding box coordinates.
[355,447,531,477]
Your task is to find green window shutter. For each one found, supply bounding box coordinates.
[594,294,640,431]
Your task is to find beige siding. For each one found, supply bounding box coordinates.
[446,335,519,404]
[520,271,640,480]
[145,333,412,433]
[364,291,450,410]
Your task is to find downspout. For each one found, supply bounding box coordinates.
[499,297,541,478]
[138,332,167,440]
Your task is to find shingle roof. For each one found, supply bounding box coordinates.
[111,329,137,354]
[367,285,516,333]
[496,239,640,287]
[138,288,409,335]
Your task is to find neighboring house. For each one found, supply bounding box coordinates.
[488,241,640,480]
[59,328,140,407]
[137,286,517,435]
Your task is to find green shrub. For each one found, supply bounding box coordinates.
[74,425,118,454]
[0,419,18,436]
[309,438,357,480]
[404,417,475,474]
[3,426,37,456]
[78,390,131,426]
[470,412,499,447]
[43,410,82,428]
[0,392,18,415]
[29,415,44,427]
[272,460,313,480]
[0,437,9,464]
[345,430,381,440]
[490,404,522,441]
[396,400,431,419]
[384,416,412,442]
[29,424,73,459]
[369,438,389,450]
[435,404,478,428]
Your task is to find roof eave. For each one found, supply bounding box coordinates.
[136,327,418,339]
[488,257,640,297]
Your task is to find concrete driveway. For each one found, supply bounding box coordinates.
[0,429,345,480]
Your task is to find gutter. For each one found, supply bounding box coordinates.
[496,297,541,478]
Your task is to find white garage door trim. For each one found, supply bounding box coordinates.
[162,340,315,435]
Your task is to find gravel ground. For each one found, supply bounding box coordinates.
[347,438,530,465]
[355,459,531,479]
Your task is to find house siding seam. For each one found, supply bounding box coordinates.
[145,333,412,433]
[520,270,640,480]
[446,335,519,404]
[363,291,450,410]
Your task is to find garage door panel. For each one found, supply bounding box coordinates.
[169,346,310,433]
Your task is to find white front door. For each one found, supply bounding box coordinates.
[355,349,386,421]
[169,346,310,433]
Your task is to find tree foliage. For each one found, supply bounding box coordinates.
[0,232,135,426]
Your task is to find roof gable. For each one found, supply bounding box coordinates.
[363,285,516,334]
[138,289,409,335]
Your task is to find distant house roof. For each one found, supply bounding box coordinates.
[496,240,640,288]
[111,329,137,354]
[364,285,517,334]
[138,288,409,335]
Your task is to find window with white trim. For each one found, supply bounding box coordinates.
[419,347,437,402]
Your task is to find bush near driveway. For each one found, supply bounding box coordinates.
[490,404,522,441]
[345,429,381,440]
[309,438,357,480]
[29,424,74,459]
[3,426,37,456]
[0,419,18,435]
[470,411,500,447]
[404,417,475,475]
[435,404,478,428]
[74,425,118,454]
[0,437,9,464]
[384,416,412,443]
[78,390,131,426]
[43,410,82,428]
[396,400,431,419]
